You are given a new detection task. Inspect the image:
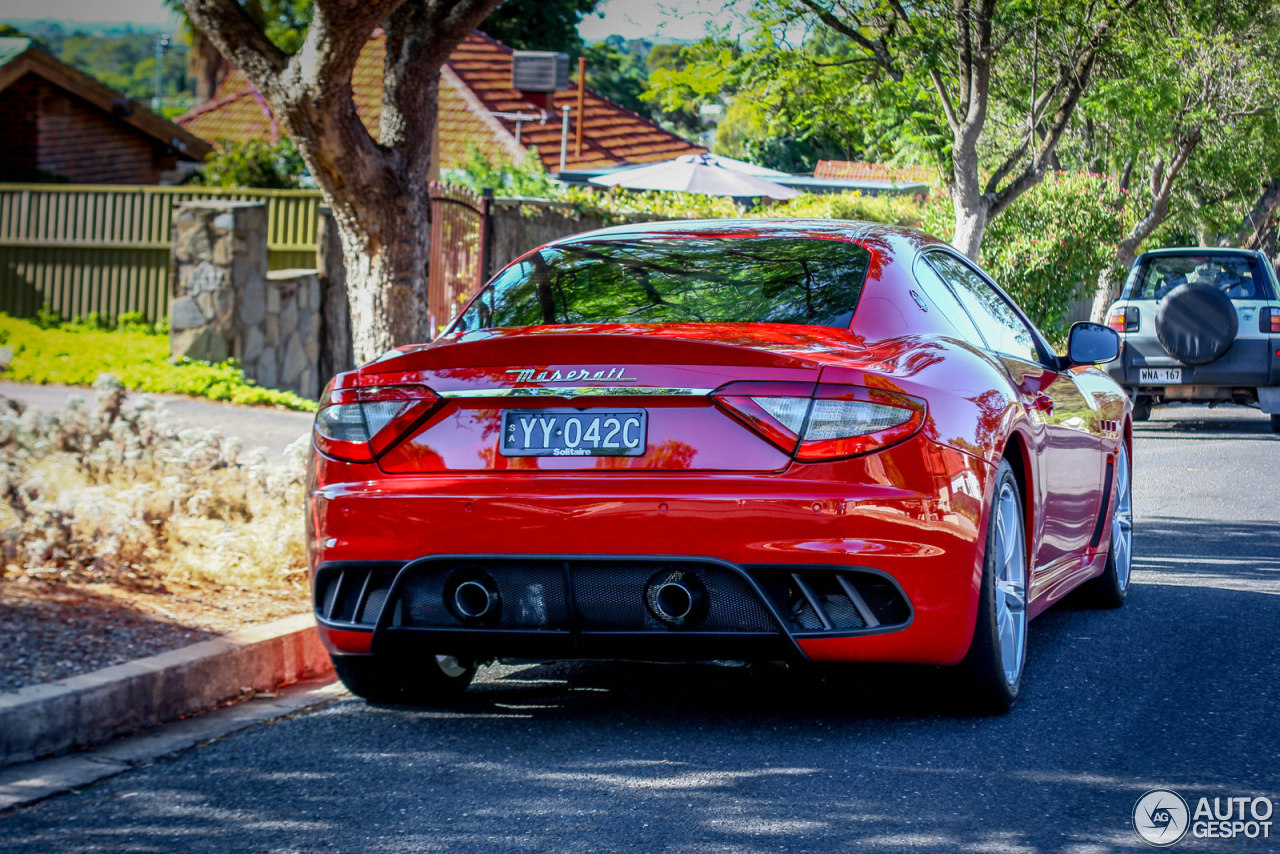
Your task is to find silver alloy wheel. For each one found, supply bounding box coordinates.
[1111,444,1133,592]
[993,481,1028,688]
[435,655,469,678]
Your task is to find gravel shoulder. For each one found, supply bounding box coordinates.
[0,577,309,694]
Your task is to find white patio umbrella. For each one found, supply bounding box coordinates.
[589,153,800,201]
[697,154,791,179]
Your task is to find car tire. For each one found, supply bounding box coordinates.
[957,459,1027,714]
[1271,414,1280,434]
[1132,398,1152,422]
[1154,283,1238,365]
[1078,443,1133,609]
[334,654,477,705]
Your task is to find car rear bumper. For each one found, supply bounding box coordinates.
[1108,337,1280,391]
[313,555,913,665]
[307,437,991,667]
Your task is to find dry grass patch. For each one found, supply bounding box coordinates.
[1,375,309,603]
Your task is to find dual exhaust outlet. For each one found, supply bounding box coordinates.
[446,569,709,628]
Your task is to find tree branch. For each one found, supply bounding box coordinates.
[795,0,903,82]
[182,0,288,86]
[987,0,1139,218]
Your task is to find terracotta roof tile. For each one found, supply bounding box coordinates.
[177,31,703,173]
[814,160,935,183]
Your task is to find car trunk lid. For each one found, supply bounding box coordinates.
[360,324,864,473]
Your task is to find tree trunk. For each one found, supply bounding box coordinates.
[189,30,227,103]
[951,195,991,260]
[1089,235,1142,323]
[334,183,434,363]
[1235,178,1280,250]
[181,0,502,367]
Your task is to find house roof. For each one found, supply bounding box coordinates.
[0,37,212,161]
[178,31,703,173]
[813,160,936,184]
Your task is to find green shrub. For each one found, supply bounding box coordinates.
[0,314,315,411]
[191,138,310,190]
[921,171,1130,336]
[444,144,565,198]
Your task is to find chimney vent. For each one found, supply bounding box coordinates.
[512,51,570,92]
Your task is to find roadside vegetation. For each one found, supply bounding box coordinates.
[0,376,307,597]
[0,313,316,411]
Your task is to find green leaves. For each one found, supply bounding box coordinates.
[192,139,309,190]
[922,171,1132,335]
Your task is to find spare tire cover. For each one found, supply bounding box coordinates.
[1154,283,1238,365]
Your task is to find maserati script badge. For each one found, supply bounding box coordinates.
[505,367,637,383]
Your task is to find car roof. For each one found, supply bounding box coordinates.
[545,218,945,250]
[1136,247,1262,259]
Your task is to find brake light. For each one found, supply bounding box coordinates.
[714,382,926,461]
[313,384,441,462]
[1262,307,1280,334]
[1107,306,1139,333]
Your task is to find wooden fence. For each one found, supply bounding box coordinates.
[0,184,322,322]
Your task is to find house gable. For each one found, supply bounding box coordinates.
[0,38,212,184]
[178,31,703,173]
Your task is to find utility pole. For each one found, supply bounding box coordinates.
[153,33,170,112]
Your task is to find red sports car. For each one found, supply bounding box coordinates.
[306,219,1132,713]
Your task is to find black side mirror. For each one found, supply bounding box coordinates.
[1066,321,1120,365]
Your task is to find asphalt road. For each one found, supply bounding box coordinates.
[0,381,313,460]
[3,404,1278,853]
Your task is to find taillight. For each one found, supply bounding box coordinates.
[714,382,926,461]
[313,384,441,462]
[1107,306,1139,333]
[1261,307,1280,334]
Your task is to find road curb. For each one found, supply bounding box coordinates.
[0,613,332,769]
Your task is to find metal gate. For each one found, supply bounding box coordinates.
[427,182,493,337]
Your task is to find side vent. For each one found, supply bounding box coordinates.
[750,567,913,635]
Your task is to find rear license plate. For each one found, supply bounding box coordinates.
[501,409,647,457]
[1139,368,1184,384]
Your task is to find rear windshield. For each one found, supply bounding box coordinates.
[1130,254,1273,301]
[452,237,871,331]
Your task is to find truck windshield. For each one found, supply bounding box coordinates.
[1133,254,1273,301]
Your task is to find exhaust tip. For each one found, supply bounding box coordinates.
[449,576,500,623]
[654,582,695,620]
[645,571,706,627]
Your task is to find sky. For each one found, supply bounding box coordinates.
[0,0,752,42]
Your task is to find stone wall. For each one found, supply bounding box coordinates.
[170,201,263,365]
[170,201,321,400]
[239,269,322,399]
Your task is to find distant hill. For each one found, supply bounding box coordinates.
[0,18,172,38]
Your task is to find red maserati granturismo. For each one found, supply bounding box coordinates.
[306,219,1132,713]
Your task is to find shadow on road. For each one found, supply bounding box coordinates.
[9,558,1277,852]
[6,485,1280,852]
[1135,405,1275,439]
